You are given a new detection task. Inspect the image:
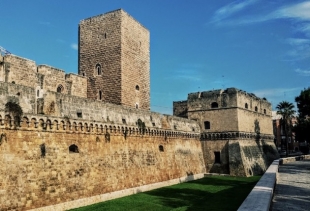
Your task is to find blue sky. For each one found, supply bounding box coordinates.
[0,0,309,114]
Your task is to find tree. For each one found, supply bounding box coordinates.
[294,88,310,154]
[276,101,295,157]
[295,87,310,119]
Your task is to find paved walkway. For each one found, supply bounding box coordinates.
[271,159,310,211]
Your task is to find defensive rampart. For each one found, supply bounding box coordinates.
[0,113,204,210]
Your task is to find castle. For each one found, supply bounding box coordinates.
[0,9,278,210]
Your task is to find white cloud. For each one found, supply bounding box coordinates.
[287,38,310,45]
[211,0,259,23]
[211,1,310,25]
[295,68,310,76]
[284,38,310,60]
[277,1,310,20]
[71,43,78,50]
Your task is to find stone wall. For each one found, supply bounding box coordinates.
[78,9,150,109]
[0,55,87,99]
[200,138,279,177]
[200,140,229,174]
[173,100,188,118]
[121,10,150,109]
[174,88,273,134]
[79,10,122,104]
[229,139,279,177]
[0,115,205,210]
[1,55,38,88]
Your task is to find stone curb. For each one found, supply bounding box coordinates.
[237,155,310,211]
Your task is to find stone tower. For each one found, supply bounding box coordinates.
[78,9,150,110]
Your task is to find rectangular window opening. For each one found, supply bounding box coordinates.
[214,151,221,164]
[77,112,82,118]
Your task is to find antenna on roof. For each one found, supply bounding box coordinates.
[0,46,11,56]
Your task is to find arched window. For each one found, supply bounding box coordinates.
[69,144,79,153]
[136,85,139,91]
[96,64,101,75]
[211,102,218,108]
[159,145,164,152]
[245,103,248,109]
[204,121,210,130]
[57,84,64,93]
[99,90,102,100]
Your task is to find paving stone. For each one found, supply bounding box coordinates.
[271,159,310,211]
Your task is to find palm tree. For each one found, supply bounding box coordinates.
[276,101,295,157]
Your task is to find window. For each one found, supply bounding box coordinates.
[69,144,79,153]
[159,145,164,152]
[99,91,102,100]
[204,121,210,130]
[264,109,266,114]
[245,103,248,109]
[37,90,39,97]
[211,102,218,108]
[255,106,258,112]
[57,84,64,93]
[214,151,221,163]
[96,64,101,75]
[77,112,82,118]
[135,103,139,109]
[136,85,139,91]
[122,118,126,124]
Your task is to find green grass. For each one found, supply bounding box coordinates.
[71,175,260,211]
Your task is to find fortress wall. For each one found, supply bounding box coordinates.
[41,90,200,132]
[0,125,205,210]
[188,109,239,132]
[237,108,273,134]
[0,82,35,114]
[0,82,200,133]
[2,55,38,88]
[200,140,229,174]
[121,10,150,109]
[173,101,188,118]
[64,74,87,98]
[229,139,279,177]
[236,91,272,115]
[37,65,66,94]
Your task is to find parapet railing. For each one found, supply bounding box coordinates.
[0,113,200,139]
[200,131,274,140]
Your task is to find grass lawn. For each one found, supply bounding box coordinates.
[71,175,260,211]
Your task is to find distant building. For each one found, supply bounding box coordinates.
[272,111,298,152]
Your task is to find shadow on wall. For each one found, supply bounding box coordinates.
[209,141,230,174]
[261,139,280,165]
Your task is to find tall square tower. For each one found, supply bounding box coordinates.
[78,9,150,110]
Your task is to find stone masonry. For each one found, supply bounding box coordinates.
[174,88,279,176]
[0,8,279,210]
[78,9,150,109]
